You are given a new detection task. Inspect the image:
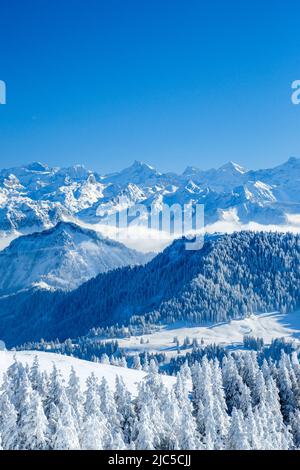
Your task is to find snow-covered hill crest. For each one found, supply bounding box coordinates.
[0,350,175,395]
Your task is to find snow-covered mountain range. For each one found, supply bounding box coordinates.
[1,157,300,243]
[0,221,150,295]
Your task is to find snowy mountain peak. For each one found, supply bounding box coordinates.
[182,166,200,176]
[25,162,50,173]
[124,160,160,176]
[0,221,150,295]
[287,156,300,165]
[282,156,300,170]
[58,164,91,180]
[103,160,161,187]
[41,220,100,239]
[132,160,155,170]
[219,161,248,174]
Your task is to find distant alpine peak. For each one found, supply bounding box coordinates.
[25,162,50,172]
[127,160,161,176]
[132,160,155,170]
[219,161,248,174]
[182,161,248,177]
[286,156,300,166]
[58,164,91,180]
[102,160,161,186]
[182,166,200,176]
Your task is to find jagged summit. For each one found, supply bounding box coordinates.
[287,156,300,164]
[25,162,50,172]
[182,165,200,176]
[102,160,161,186]
[131,160,156,170]
[218,161,248,174]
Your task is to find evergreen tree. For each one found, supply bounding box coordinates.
[0,392,18,450]
[66,367,83,423]
[19,391,49,450]
[99,377,122,446]
[134,408,155,450]
[132,354,142,370]
[52,400,80,450]
[227,408,250,450]
[114,376,135,444]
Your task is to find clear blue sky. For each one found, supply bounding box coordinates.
[0,0,300,174]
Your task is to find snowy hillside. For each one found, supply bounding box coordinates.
[114,311,300,358]
[1,158,300,251]
[0,350,175,395]
[0,221,150,295]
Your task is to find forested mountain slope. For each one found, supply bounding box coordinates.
[0,231,299,347]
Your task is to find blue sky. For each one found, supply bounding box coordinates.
[0,0,300,174]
